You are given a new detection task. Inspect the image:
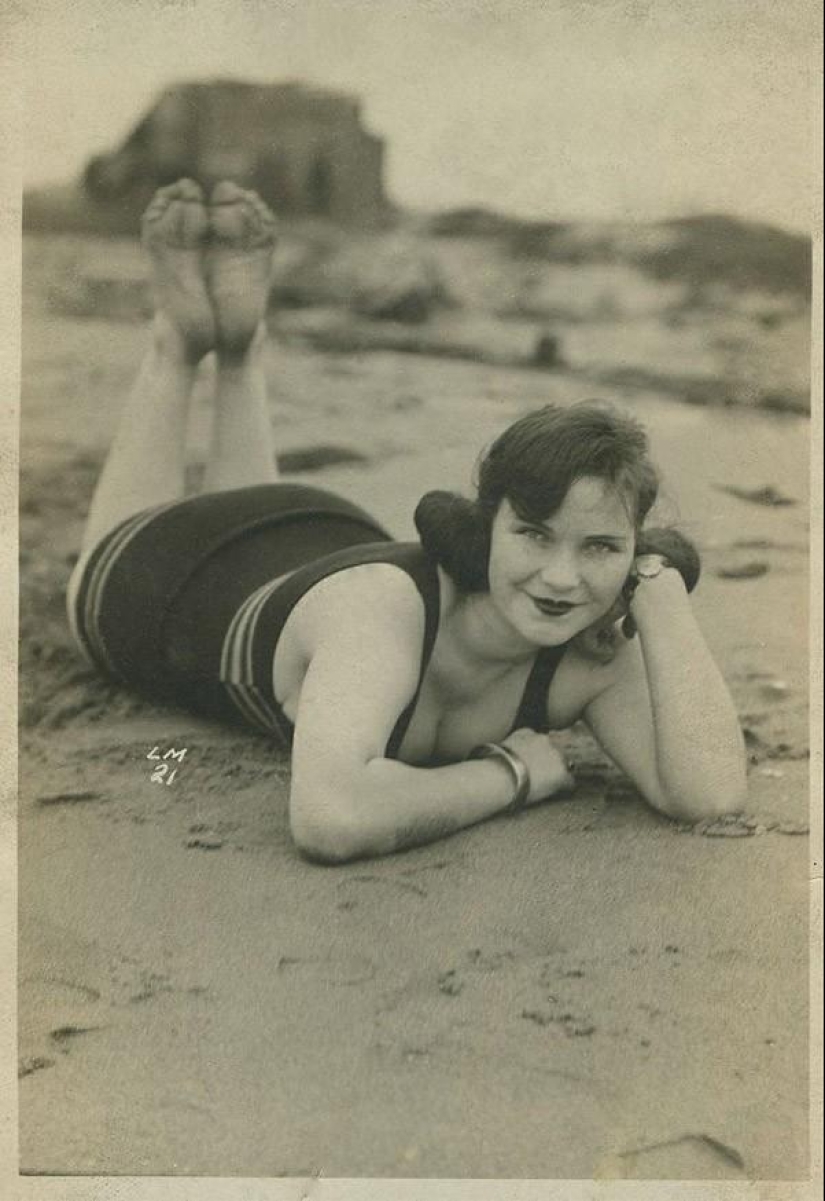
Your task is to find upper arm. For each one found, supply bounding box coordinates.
[287,566,426,826]
[581,636,666,809]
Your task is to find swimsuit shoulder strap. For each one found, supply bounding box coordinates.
[382,545,441,758]
[510,644,568,733]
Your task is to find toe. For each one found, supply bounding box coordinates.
[163,199,188,244]
[209,202,242,242]
[153,182,188,205]
[142,191,171,225]
[180,198,209,247]
[175,178,204,203]
[240,192,263,238]
[210,180,245,206]
[142,180,201,226]
[250,192,277,229]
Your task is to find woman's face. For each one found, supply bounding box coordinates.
[487,477,636,646]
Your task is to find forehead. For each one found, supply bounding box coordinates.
[504,476,634,532]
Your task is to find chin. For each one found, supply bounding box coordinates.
[519,611,595,647]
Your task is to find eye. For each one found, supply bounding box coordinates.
[584,539,623,556]
[517,525,550,545]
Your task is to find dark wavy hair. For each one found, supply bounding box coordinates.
[414,401,699,593]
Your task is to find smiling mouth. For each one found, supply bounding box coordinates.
[529,596,580,617]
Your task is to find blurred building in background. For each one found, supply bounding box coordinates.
[82,80,388,227]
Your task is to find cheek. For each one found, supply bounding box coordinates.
[587,555,632,601]
[487,554,512,602]
[488,539,525,588]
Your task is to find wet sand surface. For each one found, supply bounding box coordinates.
[18,234,810,1178]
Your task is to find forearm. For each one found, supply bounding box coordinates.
[632,572,747,818]
[291,755,521,863]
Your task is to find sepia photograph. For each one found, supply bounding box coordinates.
[4,0,821,1192]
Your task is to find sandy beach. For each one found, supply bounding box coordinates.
[17,230,811,1179]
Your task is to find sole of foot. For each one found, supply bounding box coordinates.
[206,181,277,356]
[140,179,215,360]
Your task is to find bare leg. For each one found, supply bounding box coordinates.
[78,180,213,554]
[203,183,279,491]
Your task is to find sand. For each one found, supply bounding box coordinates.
[17,232,811,1179]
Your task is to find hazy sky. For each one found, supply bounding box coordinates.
[16,0,821,231]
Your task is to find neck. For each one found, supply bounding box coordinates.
[448,589,538,666]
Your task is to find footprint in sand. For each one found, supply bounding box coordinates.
[129,970,173,1004]
[437,969,464,997]
[19,976,105,1067]
[49,1024,104,1052]
[337,873,428,902]
[18,1056,56,1079]
[276,954,376,986]
[20,975,102,1005]
[520,1007,596,1038]
[466,948,517,973]
[608,1133,746,1179]
[694,814,763,838]
[185,836,225,851]
[36,790,105,807]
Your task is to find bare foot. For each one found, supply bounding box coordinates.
[141,180,214,360]
[206,182,277,354]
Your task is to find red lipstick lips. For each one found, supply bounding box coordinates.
[531,596,578,616]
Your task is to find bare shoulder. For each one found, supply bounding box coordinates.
[286,561,432,762]
[289,561,427,653]
[546,631,646,727]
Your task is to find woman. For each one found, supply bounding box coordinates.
[67,180,747,862]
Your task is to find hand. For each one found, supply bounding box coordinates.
[573,529,701,654]
[621,530,700,637]
[501,728,575,804]
[626,564,689,639]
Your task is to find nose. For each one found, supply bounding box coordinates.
[538,548,581,593]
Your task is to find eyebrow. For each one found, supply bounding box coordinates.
[517,516,629,542]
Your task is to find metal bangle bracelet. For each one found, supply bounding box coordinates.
[468,742,531,813]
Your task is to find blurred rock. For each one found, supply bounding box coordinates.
[82,80,389,231]
[716,484,797,507]
[716,561,770,580]
[349,237,449,323]
[533,333,565,369]
[277,445,369,473]
[759,679,791,700]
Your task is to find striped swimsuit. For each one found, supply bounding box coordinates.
[68,484,565,754]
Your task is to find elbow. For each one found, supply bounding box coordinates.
[664,791,745,825]
[651,735,749,824]
[291,816,362,866]
[656,772,748,826]
[289,794,369,866]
